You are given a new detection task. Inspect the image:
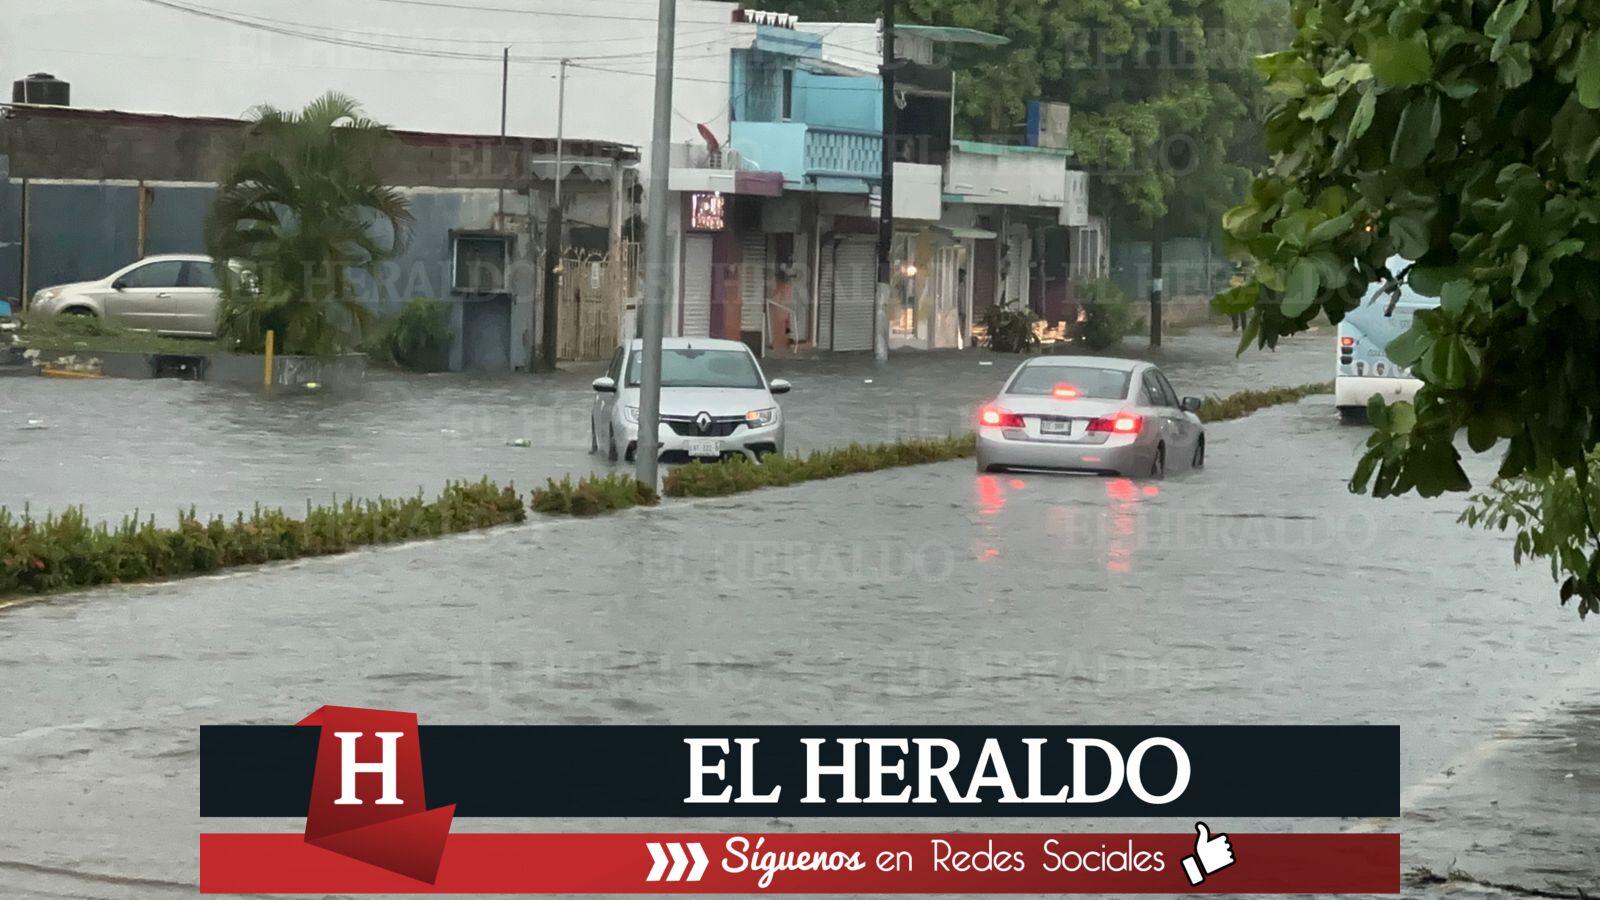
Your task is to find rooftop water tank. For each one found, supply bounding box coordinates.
[12,73,70,106]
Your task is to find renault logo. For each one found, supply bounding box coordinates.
[695,412,713,434]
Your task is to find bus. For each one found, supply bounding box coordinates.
[1335,257,1438,424]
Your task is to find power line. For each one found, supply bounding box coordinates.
[135,0,738,63]
[361,0,737,26]
[200,6,741,47]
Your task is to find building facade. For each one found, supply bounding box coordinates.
[0,104,638,371]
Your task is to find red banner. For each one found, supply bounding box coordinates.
[200,832,1399,894]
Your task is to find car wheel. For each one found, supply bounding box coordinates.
[607,427,619,464]
[1150,444,1166,480]
[60,306,96,317]
[1192,438,1205,470]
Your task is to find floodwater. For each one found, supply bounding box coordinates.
[0,330,1327,524]
[0,328,1593,897]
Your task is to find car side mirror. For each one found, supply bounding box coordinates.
[592,376,617,393]
[111,278,127,291]
[768,378,792,395]
[1181,396,1202,414]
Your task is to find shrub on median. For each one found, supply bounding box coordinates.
[530,473,660,516]
[0,479,525,598]
[663,435,977,499]
[1197,382,1333,423]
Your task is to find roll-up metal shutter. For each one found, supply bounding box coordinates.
[740,233,767,333]
[681,235,713,337]
[828,236,876,351]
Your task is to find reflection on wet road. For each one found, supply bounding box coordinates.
[0,395,1594,896]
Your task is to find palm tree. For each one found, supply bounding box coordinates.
[206,92,413,356]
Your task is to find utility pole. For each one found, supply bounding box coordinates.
[635,0,677,486]
[540,58,570,371]
[1149,216,1163,348]
[873,1,896,364]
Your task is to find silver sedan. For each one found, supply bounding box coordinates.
[976,356,1205,478]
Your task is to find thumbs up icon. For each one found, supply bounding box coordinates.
[1181,822,1236,885]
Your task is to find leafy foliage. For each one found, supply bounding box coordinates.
[530,474,660,516]
[206,92,412,356]
[1196,381,1332,422]
[16,312,226,355]
[1222,0,1600,615]
[664,436,977,498]
[369,298,453,373]
[1070,277,1136,349]
[0,480,523,599]
[981,305,1042,353]
[1462,457,1600,619]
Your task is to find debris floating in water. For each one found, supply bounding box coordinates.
[507,438,531,448]
[20,418,45,430]
[863,378,874,384]
[304,382,321,390]
[979,361,994,366]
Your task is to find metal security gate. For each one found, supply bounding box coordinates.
[818,236,875,351]
[740,233,767,336]
[681,235,713,337]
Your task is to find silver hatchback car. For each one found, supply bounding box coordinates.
[591,337,790,464]
[29,254,241,337]
[976,356,1205,478]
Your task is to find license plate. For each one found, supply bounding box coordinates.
[1040,419,1073,435]
[687,439,721,458]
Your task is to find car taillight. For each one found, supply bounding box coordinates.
[1088,413,1143,434]
[979,406,1025,428]
[1340,336,1355,348]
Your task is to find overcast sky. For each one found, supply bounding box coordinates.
[5,0,751,146]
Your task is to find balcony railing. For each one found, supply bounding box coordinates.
[729,121,881,187]
[802,127,880,180]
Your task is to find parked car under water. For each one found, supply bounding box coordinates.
[28,254,249,338]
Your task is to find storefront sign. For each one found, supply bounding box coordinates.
[689,192,727,231]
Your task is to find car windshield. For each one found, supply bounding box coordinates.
[1005,365,1132,400]
[625,348,764,389]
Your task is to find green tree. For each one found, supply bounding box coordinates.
[1220,0,1600,617]
[206,92,412,356]
[772,0,1285,334]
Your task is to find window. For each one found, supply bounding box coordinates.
[1141,373,1164,406]
[1005,365,1131,400]
[1151,370,1181,407]
[782,69,794,120]
[182,262,219,289]
[453,234,512,293]
[120,260,184,289]
[606,347,624,382]
[625,348,764,389]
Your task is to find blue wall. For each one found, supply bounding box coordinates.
[792,72,881,131]
[145,185,214,256]
[4,181,520,370]
[0,179,20,306]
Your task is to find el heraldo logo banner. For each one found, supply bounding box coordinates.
[198,707,1401,893]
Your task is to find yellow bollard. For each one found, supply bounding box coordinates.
[263,330,275,387]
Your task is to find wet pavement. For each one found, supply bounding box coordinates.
[0,329,1328,524]
[0,374,1596,897]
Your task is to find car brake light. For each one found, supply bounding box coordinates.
[979,406,1025,428]
[1052,383,1080,399]
[1340,336,1356,347]
[1088,413,1143,434]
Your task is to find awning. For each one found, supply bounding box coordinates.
[895,25,1009,46]
[936,225,998,240]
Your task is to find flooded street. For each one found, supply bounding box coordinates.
[0,330,1594,896]
[0,331,1326,523]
